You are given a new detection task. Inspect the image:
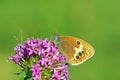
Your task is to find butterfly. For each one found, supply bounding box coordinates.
[54,35,95,66]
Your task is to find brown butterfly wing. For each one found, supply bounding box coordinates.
[57,36,95,65]
[81,39,95,59]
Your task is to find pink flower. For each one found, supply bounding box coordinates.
[31,64,42,80]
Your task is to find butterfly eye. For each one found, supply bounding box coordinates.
[76,40,80,45]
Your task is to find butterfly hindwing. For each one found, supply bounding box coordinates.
[55,35,95,65]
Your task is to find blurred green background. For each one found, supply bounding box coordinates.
[0,0,120,80]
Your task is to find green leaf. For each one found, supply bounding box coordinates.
[23,71,32,80]
[21,67,32,80]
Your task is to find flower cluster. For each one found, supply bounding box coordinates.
[9,38,70,80]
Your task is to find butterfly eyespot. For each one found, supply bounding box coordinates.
[82,51,84,54]
[76,40,80,45]
[73,59,76,61]
[76,56,79,59]
[78,52,82,56]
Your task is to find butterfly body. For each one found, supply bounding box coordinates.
[54,35,95,65]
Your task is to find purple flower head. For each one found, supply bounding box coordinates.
[9,38,70,80]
